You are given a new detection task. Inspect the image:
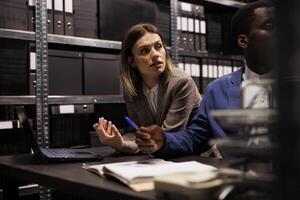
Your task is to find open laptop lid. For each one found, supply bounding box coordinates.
[15,106,48,162]
[15,106,103,163]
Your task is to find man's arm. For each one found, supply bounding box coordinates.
[136,97,213,158]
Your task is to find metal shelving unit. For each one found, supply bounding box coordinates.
[0,28,123,106]
[169,0,245,63]
[0,0,247,199]
[0,28,124,109]
[0,28,121,50]
[0,95,124,105]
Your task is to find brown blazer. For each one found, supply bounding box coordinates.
[124,67,201,132]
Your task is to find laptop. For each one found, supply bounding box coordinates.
[15,106,103,163]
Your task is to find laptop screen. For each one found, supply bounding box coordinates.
[15,106,47,160]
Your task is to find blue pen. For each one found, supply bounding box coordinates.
[124,116,153,157]
[124,116,139,130]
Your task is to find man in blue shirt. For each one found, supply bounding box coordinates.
[135,0,276,158]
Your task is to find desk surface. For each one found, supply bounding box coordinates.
[0,147,225,200]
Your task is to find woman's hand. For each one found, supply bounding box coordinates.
[93,117,123,150]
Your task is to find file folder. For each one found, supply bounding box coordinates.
[53,0,64,35]
[64,0,74,36]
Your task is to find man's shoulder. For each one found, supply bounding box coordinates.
[208,68,242,89]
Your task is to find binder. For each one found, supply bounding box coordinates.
[218,59,225,78]
[178,56,184,71]
[64,0,74,36]
[200,20,207,51]
[190,57,200,90]
[201,58,209,93]
[213,60,218,79]
[27,0,35,31]
[29,51,36,95]
[47,0,54,34]
[200,34,207,52]
[187,18,194,52]
[181,32,189,52]
[53,0,64,35]
[184,59,191,76]
[191,58,200,78]
[29,73,36,95]
[177,16,183,50]
[194,18,201,52]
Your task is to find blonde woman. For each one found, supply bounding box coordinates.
[93,23,201,153]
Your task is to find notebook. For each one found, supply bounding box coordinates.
[83,159,216,191]
[15,106,103,163]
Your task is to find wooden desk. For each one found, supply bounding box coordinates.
[0,148,224,200]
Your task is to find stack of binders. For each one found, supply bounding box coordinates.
[27,0,74,35]
[177,1,207,53]
[178,56,243,94]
